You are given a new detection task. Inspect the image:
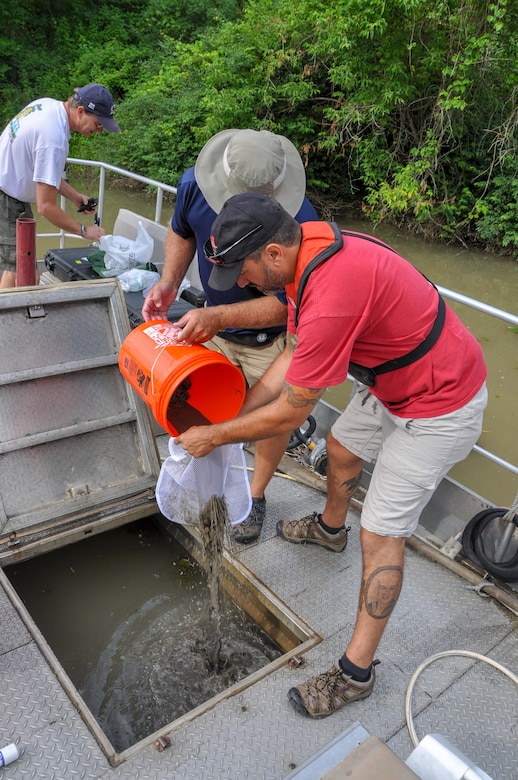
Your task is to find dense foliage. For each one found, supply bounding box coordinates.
[1,0,517,254]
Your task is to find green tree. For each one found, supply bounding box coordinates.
[164,0,516,253]
[1,0,516,253]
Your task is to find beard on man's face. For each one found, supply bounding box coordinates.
[251,260,285,295]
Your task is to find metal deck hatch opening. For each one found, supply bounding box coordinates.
[2,516,319,761]
[0,283,319,766]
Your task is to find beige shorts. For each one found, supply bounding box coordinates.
[331,383,488,537]
[205,332,286,387]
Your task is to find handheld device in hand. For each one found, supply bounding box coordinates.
[77,197,98,213]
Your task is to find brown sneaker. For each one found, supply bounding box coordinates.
[232,497,266,544]
[288,662,378,719]
[276,512,349,553]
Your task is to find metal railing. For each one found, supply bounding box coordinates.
[36,159,517,479]
[36,158,178,247]
[434,285,518,477]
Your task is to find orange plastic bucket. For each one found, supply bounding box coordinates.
[118,320,246,436]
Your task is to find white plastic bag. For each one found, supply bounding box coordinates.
[99,221,154,275]
[156,439,252,527]
[176,276,191,300]
[117,268,160,292]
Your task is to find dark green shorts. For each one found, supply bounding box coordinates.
[0,191,33,272]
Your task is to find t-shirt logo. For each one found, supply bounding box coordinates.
[9,104,43,141]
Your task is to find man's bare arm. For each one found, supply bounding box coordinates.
[173,296,287,343]
[142,227,196,320]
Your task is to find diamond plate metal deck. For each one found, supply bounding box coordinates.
[0,442,516,780]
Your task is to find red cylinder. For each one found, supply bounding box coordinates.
[16,217,37,287]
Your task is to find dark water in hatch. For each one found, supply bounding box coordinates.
[5,518,281,752]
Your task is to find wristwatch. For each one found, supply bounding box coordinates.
[80,224,87,236]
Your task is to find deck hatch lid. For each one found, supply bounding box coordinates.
[0,281,160,546]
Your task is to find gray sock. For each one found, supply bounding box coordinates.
[338,653,371,682]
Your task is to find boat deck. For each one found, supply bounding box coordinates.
[1,438,517,780]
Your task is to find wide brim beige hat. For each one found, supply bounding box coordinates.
[194,128,306,216]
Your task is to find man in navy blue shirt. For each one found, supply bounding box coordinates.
[143,128,317,543]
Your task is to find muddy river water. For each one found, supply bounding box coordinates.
[6,518,281,752]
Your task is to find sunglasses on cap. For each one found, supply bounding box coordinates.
[203,224,263,265]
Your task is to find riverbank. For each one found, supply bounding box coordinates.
[306,188,518,259]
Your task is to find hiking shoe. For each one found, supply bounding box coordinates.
[232,497,266,544]
[288,662,378,719]
[276,512,349,553]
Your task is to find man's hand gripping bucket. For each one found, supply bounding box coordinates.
[156,439,252,527]
[118,319,246,435]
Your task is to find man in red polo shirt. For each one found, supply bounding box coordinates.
[176,192,487,719]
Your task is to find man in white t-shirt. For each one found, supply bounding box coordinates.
[0,83,120,287]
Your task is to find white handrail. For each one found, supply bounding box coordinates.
[42,158,178,247]
[437,285,518,328]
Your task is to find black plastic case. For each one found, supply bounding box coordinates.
[43,246,199,328]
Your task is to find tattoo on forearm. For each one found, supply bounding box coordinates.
[359,566,403,619]
[340,472,362,498]
[283,383,325,409]
[287,332,297,353]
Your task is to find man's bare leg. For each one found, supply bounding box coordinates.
[0,270,16,288]
[287,528,406,718]
[345,528,405,667]
[321,430,363,528]
[276,430,363,550]
[233,430,291,543]
[250,430,291,499]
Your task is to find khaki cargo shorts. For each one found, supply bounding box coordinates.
[206,331,286,388]
[331,383,488,537]
[0,191,33,272]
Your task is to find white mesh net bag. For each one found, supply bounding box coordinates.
[156,439,252,527]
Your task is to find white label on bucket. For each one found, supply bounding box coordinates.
[143,323,191,349]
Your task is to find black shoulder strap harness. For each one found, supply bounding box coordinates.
[295,223,446,388]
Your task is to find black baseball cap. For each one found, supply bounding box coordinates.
[205,192,287,291]
[75,84,120,133]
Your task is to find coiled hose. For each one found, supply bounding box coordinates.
[461,491,518,581]
[405,649,518,748]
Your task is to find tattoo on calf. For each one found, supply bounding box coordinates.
[340,473,362,498]
[359,566,403,619]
